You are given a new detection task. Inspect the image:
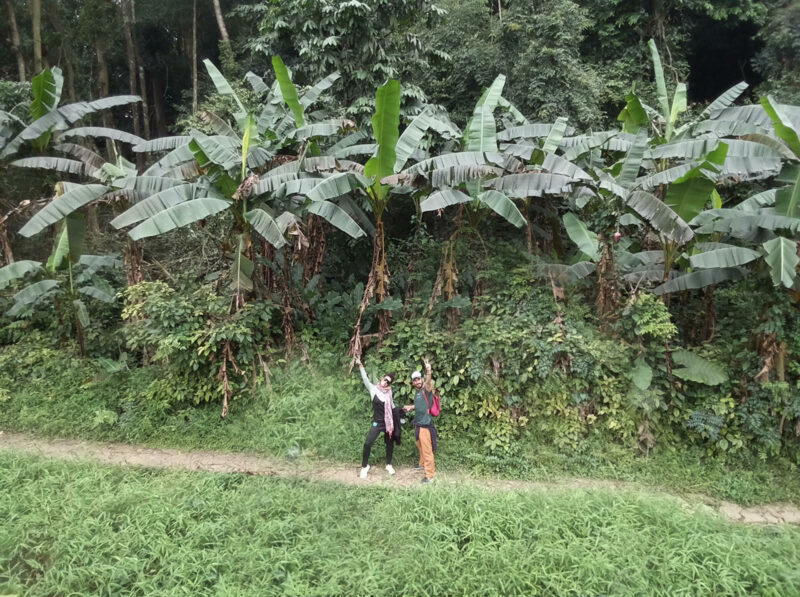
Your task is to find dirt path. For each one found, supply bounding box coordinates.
[2,431,799,525]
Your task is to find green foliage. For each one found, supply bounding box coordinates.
[622,292,677,343]
[120,281,277,406]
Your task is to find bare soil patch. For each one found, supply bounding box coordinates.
[2,431,798,525]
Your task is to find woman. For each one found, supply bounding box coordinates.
[355,356,397,479]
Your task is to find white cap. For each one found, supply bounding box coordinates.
[411,370,422,380]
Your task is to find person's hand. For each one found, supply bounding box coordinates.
[424,359,432,372]
[355,356,362,367]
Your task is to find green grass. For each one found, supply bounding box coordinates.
[1,452,798,596]
[1,343,799,507]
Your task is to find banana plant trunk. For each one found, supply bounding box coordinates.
[348,219,391,359]
[595,235,620,320]
[0,215,13,265]
[123,239,143,286]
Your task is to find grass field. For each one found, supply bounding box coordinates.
[1,452,799,596]
[1,353,799,507]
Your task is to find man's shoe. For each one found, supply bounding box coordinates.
[413,465,424,470]
[359,465,370,479]
[385,464,396,475]
[421,477,435,484]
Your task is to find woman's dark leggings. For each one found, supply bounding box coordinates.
[362,424,393,467]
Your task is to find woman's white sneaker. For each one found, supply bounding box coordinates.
[385,465,396,475]
[359,465,370,479]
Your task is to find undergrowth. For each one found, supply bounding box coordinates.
[1,338,798,506]
[1,453,798,596]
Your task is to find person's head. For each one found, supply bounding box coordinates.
[411,370,423,389]
[378,372,396,389]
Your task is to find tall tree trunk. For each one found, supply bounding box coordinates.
[192,0,198,113]
[0,214,14,266]
[138,66,150,139]
[151,75,169,138]
[31,0,43,73]
[212,0,230,45]
[6,0,26,81]
[120,0,143,170]
[94,39,114,161]
[46,7,76,101]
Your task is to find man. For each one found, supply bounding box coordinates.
[403,360,437,484]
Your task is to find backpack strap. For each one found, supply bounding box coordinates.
[421,390,432,414]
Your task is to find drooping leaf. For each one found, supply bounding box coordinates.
[247,208,286,248]
[618,129,648,189]
[306,200,365,238]
[563,213,599,260]
[19,184,108,237]
[133,136,192,153]
[57,95,142,124]
[763,236,799,288]
[11,279,61,309]
[111,184,196,229]
[61,126,145,145]
[478,190,525,228]
[541,117,568,155]
[395,106,440,171]
[688,247,761,269]
[664,172,717,224]
[618,93,649,134]
[404,151,500,175]
[11,157,90,176]
[54,143,106,171]
[245,71,269,94]
[538,262,596,285]
[129,198,231,240]
[73,298,89,327]
[760,96,800,157]
[671,350,728,385]
[30,67,63,120]
[431,164,503,188]
[700,82,748,119]
[626,191,693,244]
[488,172,573,198]
[0,260,42,289]
[231,235,254,293]
[48,213,86,272]
[203,59,246,117]
[333,143,378,159]
[79,282,116,303]
[653,268,745,294]
[189,129,239,170]
[305,172,370,202]
[498,96,528,125]
[299,71,341,108]
[271,56,304,128]
[420,189,472,212]
[113,175,184,195]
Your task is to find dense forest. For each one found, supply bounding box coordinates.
[2,0,800,464]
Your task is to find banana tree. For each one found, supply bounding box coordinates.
[0,212,119,356]
[341,79,460,356]
[114,58,365,310]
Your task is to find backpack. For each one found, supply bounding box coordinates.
[422,389,441,417]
